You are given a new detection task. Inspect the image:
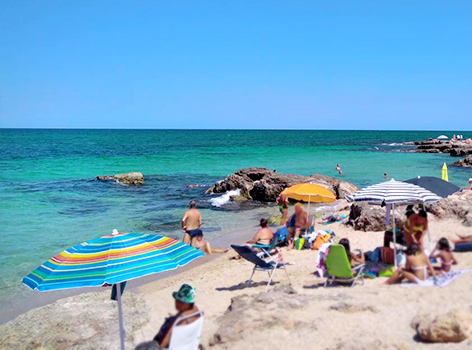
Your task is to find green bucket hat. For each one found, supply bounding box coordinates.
[172,284,196,304]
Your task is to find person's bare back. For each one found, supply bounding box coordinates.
[182,209,202,231]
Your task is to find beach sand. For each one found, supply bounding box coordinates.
[1,214,472,349]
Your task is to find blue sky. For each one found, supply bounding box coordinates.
[1,1,470,130]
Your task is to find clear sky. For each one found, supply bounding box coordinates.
[0,1,470,130]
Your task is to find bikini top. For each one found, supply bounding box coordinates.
[405,219,424,233]
[411,265,427,274]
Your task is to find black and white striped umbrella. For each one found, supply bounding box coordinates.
[346,179,441,205]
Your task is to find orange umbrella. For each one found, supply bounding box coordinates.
[281,183,336,203]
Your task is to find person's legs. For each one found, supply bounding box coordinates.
[385,267,405,285]
[204,242,212,255]
[401,270,422,284]
[287,228,295,250]
[183,232,191,244]
[281,208,288,225]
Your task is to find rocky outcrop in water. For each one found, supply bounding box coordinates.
[206,168,358,202]
[452,155,472,168]
[97,172,144,186]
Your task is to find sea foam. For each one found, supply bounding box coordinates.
[210,189,241,207]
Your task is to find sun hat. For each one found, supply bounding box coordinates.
[172,284,196,304]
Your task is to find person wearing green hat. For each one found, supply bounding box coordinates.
[152,284,200,348]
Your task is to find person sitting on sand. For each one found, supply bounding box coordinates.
[182,201,203,245]
[339,238,365,268]
[287,203,311,250]
[448,232,472,245]
[385,243,438,285]
[276,194,289,225]
[429,238,457,274]
[192,232,228,255]
[404,205,428,251]
[153,284,201,348]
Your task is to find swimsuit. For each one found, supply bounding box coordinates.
[440,261,453,275]
[186,229,202,238]
[411,265,428,283]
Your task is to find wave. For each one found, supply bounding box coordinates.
[210,189,241,207]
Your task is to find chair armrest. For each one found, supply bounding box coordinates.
[252,244,270,249]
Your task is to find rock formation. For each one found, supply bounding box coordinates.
[206,168,358,202]
[346,203,406,232]
[97,172,144,186]
[426,191,472,227]
[411,309,472,343]
[452,155,472,167]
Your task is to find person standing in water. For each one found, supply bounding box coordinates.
[182,200,203,245]
[383,172,388,179]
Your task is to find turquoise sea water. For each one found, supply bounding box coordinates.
[0,129,471,322]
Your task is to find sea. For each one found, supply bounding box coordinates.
[0,129,471,323]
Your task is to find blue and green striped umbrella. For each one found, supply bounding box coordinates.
[23,232,204,291]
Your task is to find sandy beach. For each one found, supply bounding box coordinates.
[1,208,472,350]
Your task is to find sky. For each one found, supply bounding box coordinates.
[0,1,471,130]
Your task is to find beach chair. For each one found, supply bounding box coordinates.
[168,310,204,350]
[324,244,365,288]
[252,234,281,258]
[231,245,291,291]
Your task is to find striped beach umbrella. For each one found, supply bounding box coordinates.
[346,179,441,266]
[346,179,441,205]
[22,231,204,350]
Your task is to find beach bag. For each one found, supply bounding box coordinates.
[295,238,305,250]
[276,227,289,242]
[380,247,395,264]
[371,247,381,263]
[312,234,330,250]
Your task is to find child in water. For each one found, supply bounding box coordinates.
[429,237,457,274]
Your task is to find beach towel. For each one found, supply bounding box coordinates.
[401,269,472,288]
[380,247,395,264]
[315,243,332,277]
[454,242,472,252]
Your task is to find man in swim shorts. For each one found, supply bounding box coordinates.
[182,200,203,245]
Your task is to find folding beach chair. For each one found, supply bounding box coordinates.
[252,234,281,258]
[231,245,291,291]
[168,310,204,350]
[324,244,365,288]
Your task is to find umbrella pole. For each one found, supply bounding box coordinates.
[116,283,125,350]
[392,204,397,267]
[308,195,311,232]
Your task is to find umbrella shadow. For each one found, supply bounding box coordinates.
[216,280,279,291]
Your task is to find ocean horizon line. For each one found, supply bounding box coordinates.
[1,127,471,132]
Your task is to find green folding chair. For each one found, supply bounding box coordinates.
[324,244,365,287]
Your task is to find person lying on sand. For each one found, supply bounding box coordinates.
[318,214,343,224]
[385,243,438,285]
[153,284,201,348]
[429,238,457,274]
[287,203,311,250]
[339,238,365,269]
[448,232,472,245]
[192,232,228,255]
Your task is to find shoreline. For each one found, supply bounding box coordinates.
[2,213,472,349]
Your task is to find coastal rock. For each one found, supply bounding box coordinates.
[206,168,358,202]
[452,155,472,167]
[411,309,472,343]
[450,148,472,157]
[347,203,405,232]
[409,140,472,156]
[426,192,472,226]
[0,291,149,350]
[97,172,144,186]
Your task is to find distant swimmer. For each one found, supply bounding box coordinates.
[384,172,389,179]
[336,164,341,172]
[182,200,203,245]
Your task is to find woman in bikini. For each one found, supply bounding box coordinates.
[339,238,365,268]
[385,243,438,285]
[276,194,289,225]
[429,238,457,274]
[404,205,428,251]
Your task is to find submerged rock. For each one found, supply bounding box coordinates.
[97,172,144,186]
[206,168,358,202]
[452,155,472,167]
[411,309,472,343]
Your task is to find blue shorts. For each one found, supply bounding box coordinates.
[186,229,203,238]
